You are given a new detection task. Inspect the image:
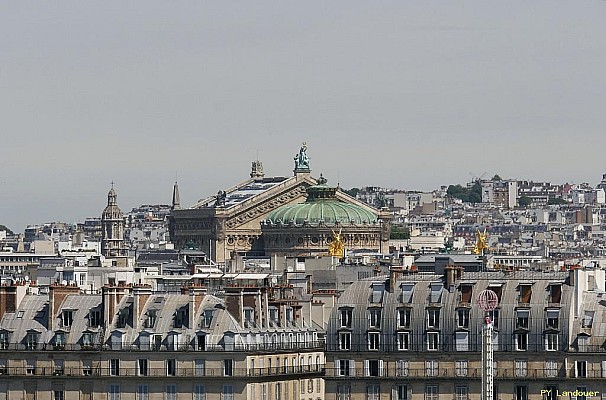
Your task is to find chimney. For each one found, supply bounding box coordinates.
[388,266,404,293]
[444,265,457,290]
[132,285,153,330]
[183,286,206,329]
[0,282,29,321]
[48,283,80,331]
[102,285,132,328]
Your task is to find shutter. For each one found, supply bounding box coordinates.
[379,360,384,377]
[349,360,356,377]
[334,358,340,376]
[602,360,606,378]
[391,386,397,400]
[364,360,370,377]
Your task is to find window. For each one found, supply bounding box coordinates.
[427,332,439,351]
[602,360,606,378]
[25,332,39,350]
[110,359,120,376]
[516,332,528,351]
[136,385,148,400]
[26,358,35,374]
[339,332,351,350]
[515,360,528,377]
[367,384,380,400]
[545,360,558,378]
[144,310,157,329]
[54,359,64,376]
[368,332,380,350]
[398,308,411,328]
[425,385,439,400]
[455,332,468,351]
[396,360,409,377]
[516,309,529,328]
[545,333,558,351]
[195,359,205,376]
[575,360,587,378]
[460,284,473,304]
[243,307,254,326]
[109,384,121,400]
[455,385,468,400]
[457,309,469,328]
[166,359,176,376]
[339,308,352,328]
[223,359,233,376]
[0,332,9,349]
[518,284,532,304]
[166,385,177,400]
[54,390,64,400]
[577,335,589,351]
[368,309,381,328]
[222,385,234,400]
[89,309,102,327]
[492,308,500,329]
[455,360,468,377]
[395,385,409,400]
[137,359,148,376]
[402,283,414,303]
[203,310,214,328]
[548,284,562,303]
[55,332,66,348]
[397,332,410,350]
[61,310,73,327]
[429,283,443,303]
[196,333,206,351]
[543,386,557,400]
[515,386,528,400]
[174,308,187,328]
[427,309,440,329]
[194,385,206,400]
[425,360,438,377]
[82,359,92,376]
[546,309,559,329]
[582,311,594,328]
[337,359,354,376]
[365,360,382,377]
[337,384,351,400]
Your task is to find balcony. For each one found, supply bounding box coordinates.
[325,367,568,380]
[0,365,325,378]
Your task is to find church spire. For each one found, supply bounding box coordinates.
[172,180,181,210]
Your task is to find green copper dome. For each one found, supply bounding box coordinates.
[265,177,377,226]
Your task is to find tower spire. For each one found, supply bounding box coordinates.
[172,180,181,210]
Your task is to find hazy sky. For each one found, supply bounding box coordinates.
[1,1,606,232]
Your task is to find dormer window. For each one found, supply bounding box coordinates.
[516,310,529,329]
[55,332,66,348]
[397,308,411,329]
[174,308,188,329]
[371,283,384,304]
[401,283,414,303]
[546,309,559,329]
[339,308,352,328]
[427,309,440,329]
[459,284,473,304]
[61,310,73,328]
[243,308,255,327]
[82,332,94,348]
[428,283,443,303]
[117,308,130,329]
[0,332,9,350]
[203,310,214,328]
[145,310,157,329]
[368,309,381,329]
[582,311,594,328]
[25,332,39,350]
[89,309,102,328]
[268,307,279,325]
[457,309,470,328]
[548,284,562,304]
[518,284,532,304]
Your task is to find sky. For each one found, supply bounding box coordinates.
[1,1,606,232]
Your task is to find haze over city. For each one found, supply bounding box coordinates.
[1,1,606,231]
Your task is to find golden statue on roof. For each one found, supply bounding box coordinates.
[329,228,345,258]
[472,229,489,255]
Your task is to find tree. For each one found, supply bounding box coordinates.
[548,197,568,205]
[447,181,482,203]
[390,226,410,240]
[344,187,360,197]
[491,174,502,181]
[0,225,14,235]
[518,196,532,208]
